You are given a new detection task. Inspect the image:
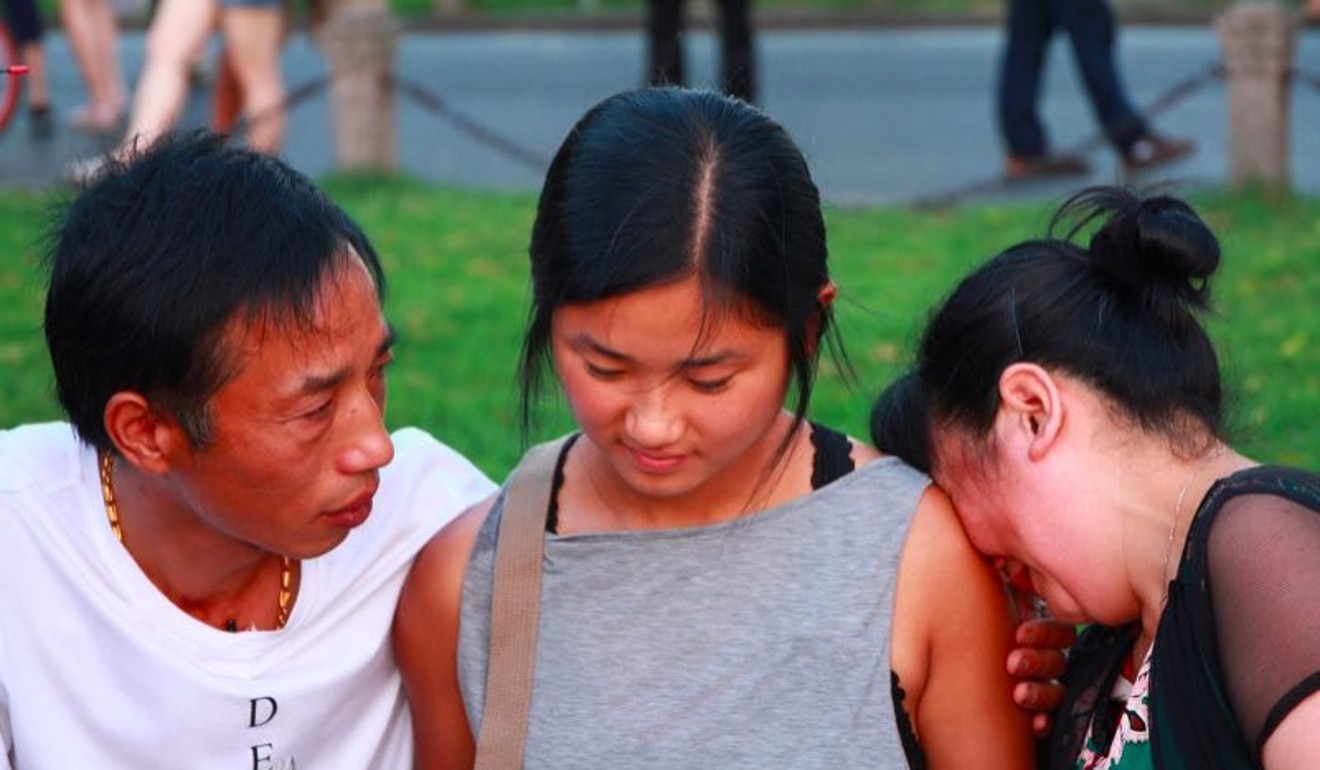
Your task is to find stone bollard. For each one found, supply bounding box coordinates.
[1215,2,1300,189]
[316,4,400,172]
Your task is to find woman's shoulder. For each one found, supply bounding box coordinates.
[408,493,499,596]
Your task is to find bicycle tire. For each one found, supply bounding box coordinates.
[0,22,21,135]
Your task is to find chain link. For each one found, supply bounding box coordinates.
[231,55,1314,204]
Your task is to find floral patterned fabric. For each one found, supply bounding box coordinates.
[1076,649,1155,770]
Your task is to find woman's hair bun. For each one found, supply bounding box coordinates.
[1053,186,1220,310]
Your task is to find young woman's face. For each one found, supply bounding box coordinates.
[551,276,794,508]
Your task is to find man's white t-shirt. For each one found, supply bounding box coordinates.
[0,422,495,770]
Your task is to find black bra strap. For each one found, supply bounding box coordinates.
[810,422,855,489]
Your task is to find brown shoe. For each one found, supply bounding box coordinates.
[1122,134,1195,173]
[1005,153,1092,180]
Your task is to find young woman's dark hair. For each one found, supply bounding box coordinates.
[44,130,384,451]
[886,185,1227,460]
[519,87,841,444]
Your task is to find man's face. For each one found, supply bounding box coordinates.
[164,254,396,559]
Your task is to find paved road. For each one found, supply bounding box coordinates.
[2,25,1318,206]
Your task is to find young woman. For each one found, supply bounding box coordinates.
[394,88,1036,769]
[873,186,1320,769]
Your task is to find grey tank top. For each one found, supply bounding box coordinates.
[458,453,929,769]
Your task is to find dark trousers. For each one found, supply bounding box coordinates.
[3,0,44,45]
[997,0,1146,157]
[647,0,755,104]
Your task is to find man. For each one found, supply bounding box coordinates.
[0,131,494,768]
[997,0,1194,179]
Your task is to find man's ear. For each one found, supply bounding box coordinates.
[103,392,189,474]
[996,363,1064,463]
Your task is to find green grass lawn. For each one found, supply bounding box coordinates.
[1,181,1315,478]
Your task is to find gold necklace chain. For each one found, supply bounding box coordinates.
[1163,446,1229,589]
[98,450,293,631]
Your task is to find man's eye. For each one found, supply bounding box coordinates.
[304,400,334,420]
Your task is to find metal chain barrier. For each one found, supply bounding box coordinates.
[232,72,549,172]
[235,53,1314,202]
[229,76,330,143]
[389,74,550,171]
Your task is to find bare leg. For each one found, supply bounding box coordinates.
[121,0,218,151]
[19,42,49,108]
[221,6,285,153]
[211,46,242,133]
[57,0,125,130]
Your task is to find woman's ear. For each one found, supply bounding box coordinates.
[996,363,1065,463]
[817,281,838,310]
[103,392,189,474]
[805,281,839,356]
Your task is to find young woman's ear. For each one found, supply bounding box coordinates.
[996,363,1065,463]
[817,281,838,310]
[805,281,838,356]
[102,392,190,474]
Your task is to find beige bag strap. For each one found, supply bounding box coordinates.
[474,435,572,770]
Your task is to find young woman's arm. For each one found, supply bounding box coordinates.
[891,485,1036,770]
[393,495,496,770]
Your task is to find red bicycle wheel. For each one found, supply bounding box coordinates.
[0,23,22,135]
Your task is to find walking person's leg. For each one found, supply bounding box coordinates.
[120,0,218,149]
[716,0,754,103]
[220,1,285,152]
[64,0,216,182]
[2,0,54,136]
[57,0,125,131]
[998,0,1088,177]
[647,0,685,87]
[1054,0,1192,170]
[1054,0,1143,147]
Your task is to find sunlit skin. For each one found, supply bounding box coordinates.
[929,363,1257,636]
[929,397,1152,628]
[104,251,395,626]
[931,435,1097,624]
[549,276,802,530]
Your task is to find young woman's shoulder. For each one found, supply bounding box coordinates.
[891,484,1035,768]
[404,493,497,603]
[849,438,883,466]
[393,492,499,770]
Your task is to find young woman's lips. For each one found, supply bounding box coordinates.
[321,490,375,529]
[629,448,686,474]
